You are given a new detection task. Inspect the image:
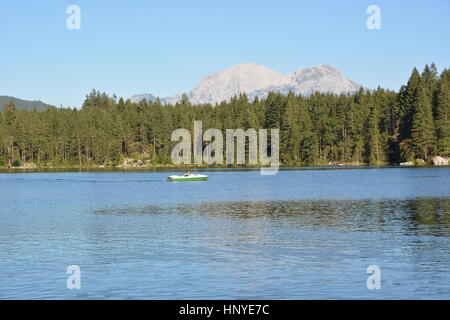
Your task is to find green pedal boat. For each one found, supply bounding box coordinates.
[167,173,208,182]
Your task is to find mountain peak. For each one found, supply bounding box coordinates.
[230,62,260,68]
[320,64,338,70]
[131,63,362,105]
[205,62,280,78]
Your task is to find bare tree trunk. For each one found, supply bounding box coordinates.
[78,138,82,165]
[153,136,156,161]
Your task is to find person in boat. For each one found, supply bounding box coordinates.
[184,169,191,176]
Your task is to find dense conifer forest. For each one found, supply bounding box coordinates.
[0,64,448,168]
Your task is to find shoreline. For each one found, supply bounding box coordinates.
[1,164,449,173]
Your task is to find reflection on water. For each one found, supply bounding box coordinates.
[94,198,450,237]
[86,198,450,299]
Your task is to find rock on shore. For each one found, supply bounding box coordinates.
[18,163,37,169]
[432,156,449,166]
[116,158,146,168]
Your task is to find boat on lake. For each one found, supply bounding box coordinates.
[167,173,208,182]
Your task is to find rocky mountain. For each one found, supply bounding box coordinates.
[130,63,363,105]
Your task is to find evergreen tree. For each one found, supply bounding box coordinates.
[2,100,17,126]
[435,71,450,156]
[280,92,300,164]
[365,105,380,164]
[399,68,421,140]
[264,92,284,129]
[411,86,436,159]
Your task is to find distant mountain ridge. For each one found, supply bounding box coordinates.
[130,63,363,105]
[0,95,53,111]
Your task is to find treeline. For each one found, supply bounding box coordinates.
[0,64,449,167]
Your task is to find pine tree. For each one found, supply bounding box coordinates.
[399,68,421,140]
[2,100,17,126]
[365,105,381,164]
[2,100,19,166]
[411,86,436,159]
[281,92,300,164]
[301,132,319,165]
[435,71,450,156]
[264,93,284,129]
[181,93,191,107]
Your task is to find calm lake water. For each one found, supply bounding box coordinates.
[0,167,449,299]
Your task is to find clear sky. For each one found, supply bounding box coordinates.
[1,0,449,108]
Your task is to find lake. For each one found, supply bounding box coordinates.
[0,167,449,299]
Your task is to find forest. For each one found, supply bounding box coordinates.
[0,64,449,168]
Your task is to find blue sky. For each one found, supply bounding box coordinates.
[0,0,449,108]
